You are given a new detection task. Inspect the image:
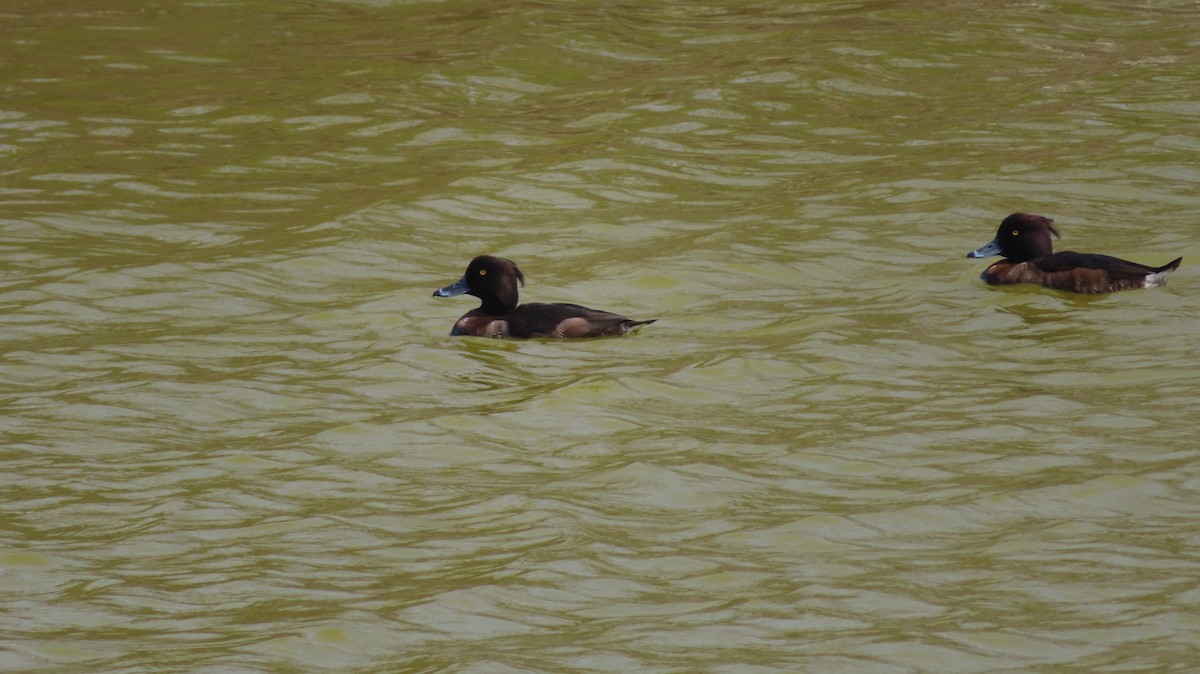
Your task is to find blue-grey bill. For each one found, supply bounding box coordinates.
[967,240,1001,259]
[434,276,469,297]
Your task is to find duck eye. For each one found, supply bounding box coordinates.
[1011,229,1020,236]
[478,269,487,276]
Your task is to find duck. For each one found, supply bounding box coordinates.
[967,213,1182,294]
[433,255,656,338]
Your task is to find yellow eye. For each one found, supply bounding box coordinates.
[1011,229,1019,236]
[479,269,487,276]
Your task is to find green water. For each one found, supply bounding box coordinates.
[3,1,1200,672]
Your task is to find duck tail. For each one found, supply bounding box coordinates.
[1144,257,1182,288]
[1157,257,1183,273]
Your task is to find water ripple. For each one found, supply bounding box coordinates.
[3,1,1200,672]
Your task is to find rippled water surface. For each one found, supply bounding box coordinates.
[4,1,1200,672]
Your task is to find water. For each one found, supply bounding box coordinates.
[3,1,1200,672]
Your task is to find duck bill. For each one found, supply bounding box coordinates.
[433,276,469,298]
[967,239,1002,259]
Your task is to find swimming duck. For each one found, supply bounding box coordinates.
[967,213,1181,293]
[433,255,656,338]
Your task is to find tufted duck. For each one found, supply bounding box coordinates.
[967,213,1181,294]
[433,255,656,338]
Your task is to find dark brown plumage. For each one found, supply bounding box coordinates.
[433,255,655,338]
[967,213,1181,294]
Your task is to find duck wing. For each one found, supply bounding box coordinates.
[1033,251,1144,275]
[509,303,654,338]
[1031,252,1181,292]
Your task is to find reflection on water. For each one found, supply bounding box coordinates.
[3,1,1200,672]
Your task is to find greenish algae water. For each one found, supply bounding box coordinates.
[2,1,1199,672]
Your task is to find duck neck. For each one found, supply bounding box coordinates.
[479,294,517,316]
